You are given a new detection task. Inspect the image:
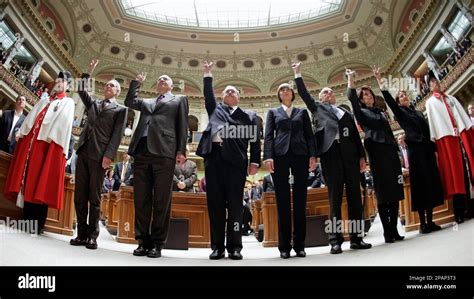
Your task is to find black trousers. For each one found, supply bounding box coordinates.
[272,152,308,253]
[23,201,48,233]
[133,138,175,249]
[320,142,363,245]
[242,204,252,233]
[205,144,247,253]
[74,150,106,239]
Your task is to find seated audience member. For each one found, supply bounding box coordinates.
[262,174,274,192]
[173,151,197,192]
[113,152,133,191]
[123,124,133,137]
[102,169,115,193]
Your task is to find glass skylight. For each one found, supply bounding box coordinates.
[120,0,344,29]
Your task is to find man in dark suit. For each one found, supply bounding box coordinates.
[173,152,197,192]
[0,95,26,153]
[112,152,133,191]
[262,174,274,192]
[71,59,128,250]
[125,71,188,258]
[293,62,371,254]
[197,61,261,260]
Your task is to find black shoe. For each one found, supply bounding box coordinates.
[455,216,464,224]
[85,238,98,250]
[209,249,225,260]
[147,247,161,258]
[70,237,87,246]
[228,251,243,260]
[280,252,291,259]
[428,222,441,231]
[350,240,372,249]
[384,232,395,243]
[419,224,431,234]
[295,250,306,258]
[330,244,342,254]
[392,232,405,241]
[133,245,149,256]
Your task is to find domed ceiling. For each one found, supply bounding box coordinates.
[30,0,431,96]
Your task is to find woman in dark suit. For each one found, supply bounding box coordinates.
[372,66,443,233]
[263,83,317,259]
[345,68,405,243]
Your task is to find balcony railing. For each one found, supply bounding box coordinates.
[0,65,40,108]
[390,46,473,131]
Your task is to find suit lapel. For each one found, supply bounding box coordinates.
[323,104,338,121]
[154,94,174,112]
[101,101,117,113]
[277,107,289,119]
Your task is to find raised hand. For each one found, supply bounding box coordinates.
[345,67,356,88]
[371,65,382,82]
[203,61,214,74]
[135,72,147,84]
[345,67,356,79]
[88,59,99,75]
[291,61,302,74]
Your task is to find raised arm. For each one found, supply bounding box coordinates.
[78,59,99,109]
[371,65,406,122]
[292,62,318,113]
[203,61,217,115]
[124,72,147,111]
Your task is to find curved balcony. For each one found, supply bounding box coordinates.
[0,65,40,108]
[390,46,473,131]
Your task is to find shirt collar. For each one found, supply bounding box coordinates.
[281,104,292,111]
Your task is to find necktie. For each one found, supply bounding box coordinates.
[154,95,164,110]
[121,162,127,182]
[100,100,110,112]
[286,107,292,118]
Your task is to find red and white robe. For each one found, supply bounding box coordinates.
[4,92,75,209]
[426,92,474,200]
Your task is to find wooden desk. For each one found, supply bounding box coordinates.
[400,172,455,232]
[0,151,76,235]
[115,188,211,248]
[261,188,352,247]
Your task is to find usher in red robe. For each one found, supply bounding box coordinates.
[4,92,71,209]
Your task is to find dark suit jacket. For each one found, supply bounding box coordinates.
[196,77,261,166]
[381,90,432,144]
[347,88,396,146]
[77,73,128,161]
[173,159,197,192]
[263,106,316,160]
[113,161,133,190]
[0,110,25,153]
[296,77,365,161]
[125,79,189,159]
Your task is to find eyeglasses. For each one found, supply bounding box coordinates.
[224,89,237,94]
[105,83,116,88]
